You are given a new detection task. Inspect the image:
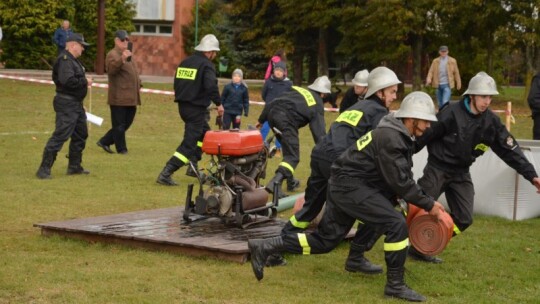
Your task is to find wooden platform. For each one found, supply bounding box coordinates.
[34,207,355,264]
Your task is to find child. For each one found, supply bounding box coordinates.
[221,69,249,129]
[260,61,292,157]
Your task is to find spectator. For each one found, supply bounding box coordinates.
[264,49,287,80]
[260,61,292,157]
[53,20,73,55]
[96,30,141,155]
[221,68,249,130]
[426,45,461,109]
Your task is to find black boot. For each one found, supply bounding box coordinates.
[248,236,285,281]
[384,267,426,302]
[36,149,57,179]
[157,163,180,186]
[408,246,443,264]
[286,176,301,192]
[264,172,287,198]
[66,152,90,175]
[266,253,287,267]
[345,242,383,274]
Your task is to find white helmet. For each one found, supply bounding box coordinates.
[194,34,220,52]
[365,67,401,98]
[394,91,437,122]
[352,69,369,87]
[308,75,332,94]
[463,72,499,96]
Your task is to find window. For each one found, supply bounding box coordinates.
[130,0,175,36]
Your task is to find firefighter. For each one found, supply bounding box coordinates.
[256,76,329,198]
[412,72,540,263]
[248,92,447,302]
[157,34,224,186]
[272,67,400,271]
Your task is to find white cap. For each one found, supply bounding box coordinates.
[194,34,220,52]
[308,76,332,94]
[352,69,369,86]
[365,67,401,98]
[394,91,437,121]
[463,72,499,96]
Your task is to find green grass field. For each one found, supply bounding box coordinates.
[0,78,539,303]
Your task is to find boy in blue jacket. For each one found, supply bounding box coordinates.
[221,69,249,129]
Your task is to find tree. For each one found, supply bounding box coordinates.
[0,0,135,71]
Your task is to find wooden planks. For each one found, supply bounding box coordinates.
[34,207,355,264]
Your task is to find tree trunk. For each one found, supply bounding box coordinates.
[318,27,329,77]
[292,53,304,86]
[411,34,423,91]
[308,52,318,84]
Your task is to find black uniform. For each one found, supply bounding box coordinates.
[280,114,435,269]
[416,98,538,235]
[281,97,388,234]
[258,87,326,179]
[166,52,221,169]
[45,50,89,155]
[339,87,364,113]
[527,72,540,139]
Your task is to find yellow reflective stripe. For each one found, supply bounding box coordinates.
[279,162,295,174]
[356,131,373,151]
[298,233,311,255]
[292,86,316,106]
[453,224,461,235]
[336,110,364,126]
[173,152,189,164]
[175,67,197,80]
[474,143,489,152]
[197,141,203,148]
[290,215,310,229]
[384,238,409,252]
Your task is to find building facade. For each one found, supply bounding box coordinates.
[130,0,195,76]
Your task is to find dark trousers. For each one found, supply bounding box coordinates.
[222,113,241,130]
[99,105,137,152]
[281,155,332,234]
[417,164,474,234]
[533,113,540,140]
[167,103,209,168]
[281,184,408,269]
[44,96,88,154]
[269,109,300,176]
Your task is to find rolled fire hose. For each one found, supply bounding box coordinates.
[407,204,454,256]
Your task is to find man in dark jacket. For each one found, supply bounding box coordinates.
[36,33,92,179]
[272,67,400,271]
[249,92,446,302]
[256,76,329,198]
[413,72,540,263]
[157,34,224,186]
[527,71,540,139]
[53,20,73,55]
[339,69,369,113]
[97,30,141,154]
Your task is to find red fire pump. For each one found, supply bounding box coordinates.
[183,129,279,228]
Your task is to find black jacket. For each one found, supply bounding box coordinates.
[314,96,388,161]
[330,113,435,211]
[53,50,88,101]
[416,98,538,182]
[258,86,326,143]
[528,72,540,116]
[221,82,249,116]
[261,76,292,103]
[339,87,364,113]
[174,52,221,107]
